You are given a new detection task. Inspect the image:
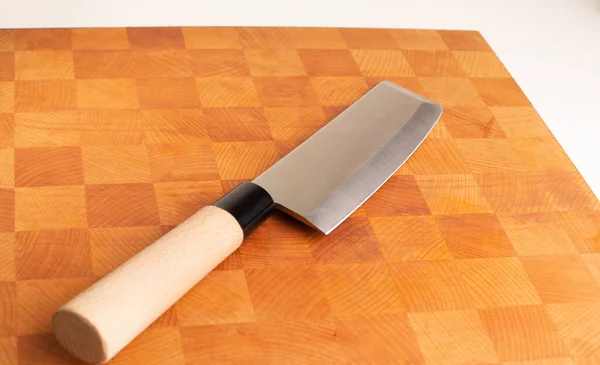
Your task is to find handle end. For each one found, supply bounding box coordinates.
[53,308,108,364]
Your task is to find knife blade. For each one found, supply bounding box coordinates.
[254,81,442,234]
[52,80,442,364]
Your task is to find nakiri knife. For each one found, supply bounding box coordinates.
[52,80,443,364]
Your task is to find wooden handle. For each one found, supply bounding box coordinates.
[52,205,243,364]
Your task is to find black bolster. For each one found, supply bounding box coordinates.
[214,182,275,237]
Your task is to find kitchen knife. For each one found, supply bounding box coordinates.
[52,80,442,364]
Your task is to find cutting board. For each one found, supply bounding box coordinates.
[1,26,600,365]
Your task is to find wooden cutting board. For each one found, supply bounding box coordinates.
[1,26,600,365]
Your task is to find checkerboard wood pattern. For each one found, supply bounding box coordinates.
[0,26,599,364]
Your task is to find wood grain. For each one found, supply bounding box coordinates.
[82,145,152,184]
[79,110,144,145]
[0,56,13,83]
[146,143,219,182]
[17,278,93,335]
[73,50,134,79]
[391,260,475,312]
[479,305,568,361]
[176,270,255,326]
[15,186,87,231]
[0,233,16,281]
[0,114,14,147]
[15,51,74,80]
[403,50,464,77]
[337,313,424,364]
[520,255,600,303]
[13,112,81,148]
[15,29,71,51]
[182,27,242,50]
[0,336,17,365]
[15,146,84,187]
[137,78,199,109]
[15,80,76,112]
[0,26,598,365]
[370,216,450,262]
[0,81,14,113]
[0,148,14,187]
[442,106,506,138]
[134,50,192,78]
[0,282,16,336]
[435,213,516,258]
[245,266,329,321]
[179,323,266,364]
[246,49,306,77]
[89,226,163,277]
[188,50,247,77]
[16,229,91,280]
[71,28,130,50]
[389,29,449,50]
[409,310,498,364]
[260,320,347,365]
[318,262,405,318]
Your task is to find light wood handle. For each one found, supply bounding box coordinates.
[52,205,243,364]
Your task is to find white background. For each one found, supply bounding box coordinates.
[1,0,599,198]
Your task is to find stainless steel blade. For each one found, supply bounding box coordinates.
[253,81,442,234]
